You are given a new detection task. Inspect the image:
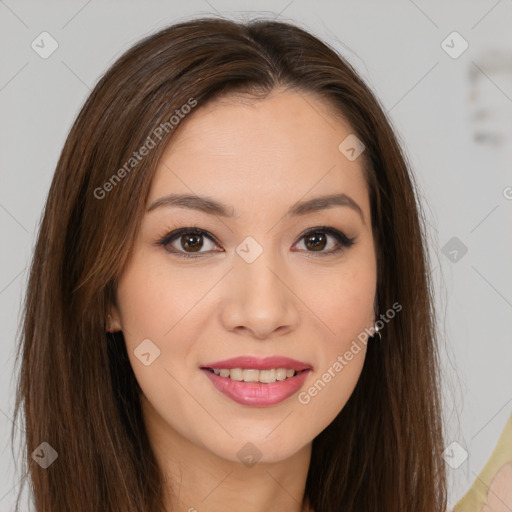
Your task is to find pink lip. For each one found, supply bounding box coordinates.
[200,356,312,371]
[201,368,311,407]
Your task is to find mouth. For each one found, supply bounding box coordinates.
[200,364,312,407]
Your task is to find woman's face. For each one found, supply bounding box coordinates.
[110,88,377,465]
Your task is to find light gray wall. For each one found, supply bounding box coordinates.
[1,1,511,510]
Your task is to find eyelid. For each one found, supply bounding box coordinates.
[156,225,356,258]
[292,226,356,257]
[156,226,222,257]
[296,226,355,247]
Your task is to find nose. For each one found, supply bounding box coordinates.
[218,250,301,340]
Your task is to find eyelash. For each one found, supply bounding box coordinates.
[155,225,356,259]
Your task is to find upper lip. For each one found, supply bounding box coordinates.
[200,356,312,371]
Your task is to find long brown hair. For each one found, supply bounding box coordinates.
[12,15,447,511]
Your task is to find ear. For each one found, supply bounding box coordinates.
[364,309,376,336]
[369,313,377,334]
[106,303,123,333]
[369,295,379,328]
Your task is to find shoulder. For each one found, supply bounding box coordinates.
[452,413,512,512]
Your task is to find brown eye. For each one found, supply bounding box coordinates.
[180,233,204,252]
[158,227,219,258]
[157,226,355,260]
[304,232,328,251]
[294,227,356,257]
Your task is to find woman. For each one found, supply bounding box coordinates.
[12,16,448,511]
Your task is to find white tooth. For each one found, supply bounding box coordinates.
[243,369,260,382]
[259,369,277,383]
[214,367,296,382]
[276,368,287,381]
[230,368,244,381]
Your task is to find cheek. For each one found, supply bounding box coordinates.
[295,349,366,441]
[114,251,215,394]
[116,253,210,343]
[295,254,376,414]
[114,262,208,433]
[291,286,371,437]
[301,258,377,345]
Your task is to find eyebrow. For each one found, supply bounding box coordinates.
[147,193,365,224]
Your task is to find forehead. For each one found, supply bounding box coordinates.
[147,88,370,220]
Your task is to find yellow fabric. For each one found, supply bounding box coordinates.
[452,412,512,512]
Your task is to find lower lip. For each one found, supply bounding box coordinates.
[201,369,311,407]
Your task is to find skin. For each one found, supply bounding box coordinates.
[109,87,377,512]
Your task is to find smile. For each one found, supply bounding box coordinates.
[199,355,312,406]
[200,367,311,407]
